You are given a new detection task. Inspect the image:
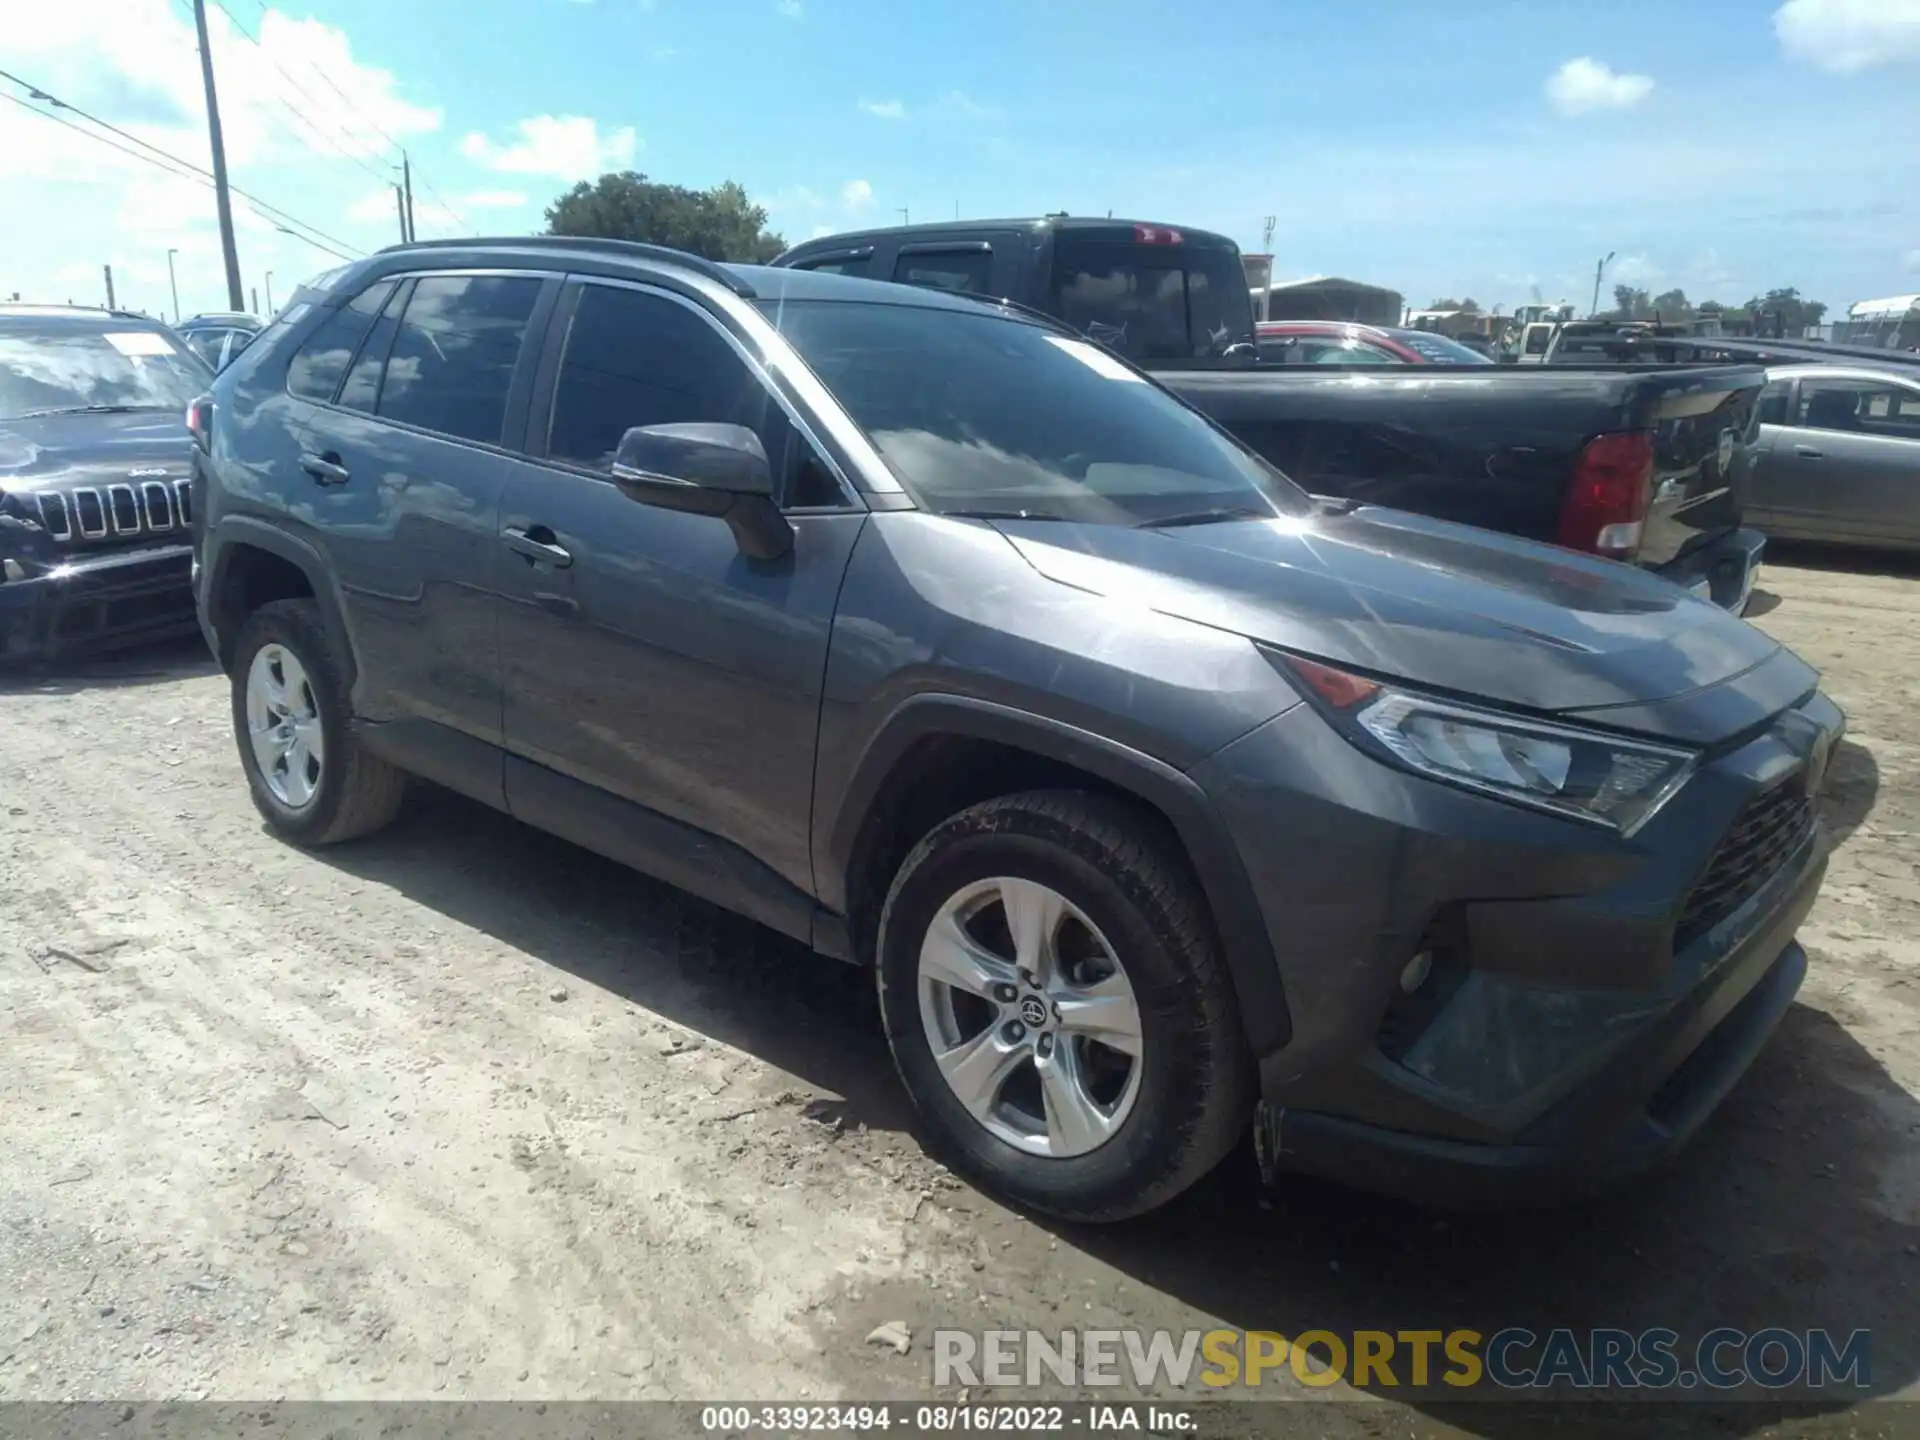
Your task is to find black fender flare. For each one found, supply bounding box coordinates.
[824,694,1291,1058]
[201,516,356,693]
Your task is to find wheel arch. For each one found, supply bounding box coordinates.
[202,518,354,691]
[824,694,1291,1058]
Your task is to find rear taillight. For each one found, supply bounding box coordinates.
[185,395,214,455]
[1557,430,1654,560]
[1132,224,1184,245]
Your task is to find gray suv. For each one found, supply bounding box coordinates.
[193,238,1842,1220]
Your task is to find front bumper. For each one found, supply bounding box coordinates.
[0,543,197,664]
[1195,679,1842,1205]
[1653,524,1766,615]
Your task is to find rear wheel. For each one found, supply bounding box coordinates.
[876,790,1253,1221]
[230,599,406,844]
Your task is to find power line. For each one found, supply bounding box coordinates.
[246,0,403,155]
[204,0,400,190]
[0,77,360,261]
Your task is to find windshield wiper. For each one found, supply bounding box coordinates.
[1136,506,1274,529]
[14,404,158,419]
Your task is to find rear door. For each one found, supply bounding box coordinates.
[1634,368,1764,567]
[1768,372,1920,543]
[286,269,555,773]
[1047,228,1254,362]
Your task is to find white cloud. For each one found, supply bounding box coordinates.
[1545,57,1655,116]
[462,190,530,209]
[859,98,906,120]
[840,179,875,211]
[1907,247,1920,273]
[1775,0,1920,72]
[775,0,802,16]
[810,224,834,239]
[459,115,638,181]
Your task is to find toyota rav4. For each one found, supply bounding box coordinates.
[192,238,1842,1220]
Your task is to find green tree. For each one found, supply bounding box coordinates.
[1651,288,1692,322]
[1612,284,1652,320]
[1429,297,1482,312]
[545,172,786,263]
[1741,286,1829,336]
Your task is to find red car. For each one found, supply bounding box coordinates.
[1256,320,1493,365]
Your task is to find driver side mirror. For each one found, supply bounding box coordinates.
[611,422,793,561]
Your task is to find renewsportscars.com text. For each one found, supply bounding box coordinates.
[933,1327,1872,1393]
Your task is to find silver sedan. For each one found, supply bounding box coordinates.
[1749,362,1920,550]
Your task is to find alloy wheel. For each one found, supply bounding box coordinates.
[916,876,1144,1158]
[245,643,325,810]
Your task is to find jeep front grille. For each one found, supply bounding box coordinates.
[28,482,188,547]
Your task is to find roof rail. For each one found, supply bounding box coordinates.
[374,235,756,297]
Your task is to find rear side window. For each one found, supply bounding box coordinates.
[797,253,872,277]
[376,274,542,445]
[892,249,993,295]
[1049,239,1253,360]
[286,280,395,402]
[338,283,405,412]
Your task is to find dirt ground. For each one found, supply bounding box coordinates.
[3,547,1919,1437]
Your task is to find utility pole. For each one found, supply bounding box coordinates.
[166,248,180,322]
[394,184,410,243]
[402,151,417,242]
[896,207,909,226]
[192,0,245,310]
[1262,215,1276,251]
[1590,250,1616,319]
[103,264,117,309]
[251,285,259,314]
[265,272,274,312]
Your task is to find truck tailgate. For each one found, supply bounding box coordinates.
[1634,366,1764,568]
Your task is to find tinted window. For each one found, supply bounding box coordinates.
[0,319,211,420]
[548,284,843,506]
[184,330,227,366]
[1524,327,1551,355]
[1395,330,1493,364]
[892,249,993,295]
[798,254,871,277]
[1312,342,1398,365]
[768,299,1309,524]
[376,275,541,444]
[1756,379,1793,426]
[287,280,395,403]
[1799,377,1920,439]
[1050,240,1254,360]
[338,283,405,412]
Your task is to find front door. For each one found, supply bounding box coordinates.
[497,277,866,900]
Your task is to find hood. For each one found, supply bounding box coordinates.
[0,409,194,495]
[994,505,1786,720]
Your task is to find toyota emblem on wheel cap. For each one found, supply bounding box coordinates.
[1019,996,1049,1028]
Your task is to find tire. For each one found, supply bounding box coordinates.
[876,789,1254,1222]
[230,598,406,845]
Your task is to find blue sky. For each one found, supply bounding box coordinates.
[4,0,1918,320]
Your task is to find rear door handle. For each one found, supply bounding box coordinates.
[503,525,573,569]
[299,451,351,486]
[1794,444,1825,459]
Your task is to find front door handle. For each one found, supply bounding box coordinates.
[503,525,574,569]
[1794,444,1825,459]
[299,451,350,486]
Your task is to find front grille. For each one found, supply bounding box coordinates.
[26,482,188,547]
[1676,781,1815,948]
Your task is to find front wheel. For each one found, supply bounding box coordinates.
[230,598,406,845]
[876,790,1253,1222]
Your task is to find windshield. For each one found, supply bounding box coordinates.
[1395,330,1494,364]
[1049,239,1255,361]
[766,299,1311,525]
[0,321,211,420]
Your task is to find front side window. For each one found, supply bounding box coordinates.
[287,280,395,403]
[1797,379,1884,433]
[0,320,211,420]
[1756,379,1793,426]
[769,298,1309,525]
[798,254,872,277]
[547,283,843,507]
[892,250,993,295]
[376,274,542,445]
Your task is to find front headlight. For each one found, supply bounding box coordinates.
[1277,653,1697,836]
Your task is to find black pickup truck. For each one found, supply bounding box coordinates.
[773,218,1769,611]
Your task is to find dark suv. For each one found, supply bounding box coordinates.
[193,238,1842,1221]
[2,305,210,663]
